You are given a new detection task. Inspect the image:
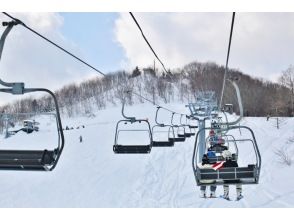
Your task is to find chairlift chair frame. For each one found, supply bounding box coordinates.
[192,126,261,186]
[180,114,195,137]
[0,20,64,171]
[188,116,198,129]
[151,107,175,147]
[113,101,153,154]
[170,112,185,142]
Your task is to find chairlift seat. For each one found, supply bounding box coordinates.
[0,150,56,171]
[196,164,257,186]
[178,134,188,138]
[113,144,151,154]
[185,132,195,137]
[169,137,185,142]
[152,139,174,147]
[189,125,198,129]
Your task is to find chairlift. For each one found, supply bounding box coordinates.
[170,113,185,142]
[180,114,195,137]
[187,115,198,129]
[192,80,261,186]
[0,20,64,171]
[113,101,153,153]
[192,126,261,186]
[151,107,175,147]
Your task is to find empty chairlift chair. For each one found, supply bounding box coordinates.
[170,113,185,142]
[0,20,64,171]
[180,114,195,137]
[113,101,153,154]
[151,107,175,147]
[187,116,198,135]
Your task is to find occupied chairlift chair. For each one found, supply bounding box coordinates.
[193,126,261,186]
[170,112,186,142]
[0,20,65,171]
[192,80,261,186]
[113,101,153,153]
[151,107,175,147]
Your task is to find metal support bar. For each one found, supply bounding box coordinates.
[154,106,164,127]
[121,101,136,123]
[219,80,243,126]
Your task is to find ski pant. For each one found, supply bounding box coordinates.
[223,184,242,197]
[200,185,216,192]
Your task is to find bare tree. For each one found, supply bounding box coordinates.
[279,65,294,116]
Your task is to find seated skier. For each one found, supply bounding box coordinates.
[221,150,243,201]
[208,130,228,152]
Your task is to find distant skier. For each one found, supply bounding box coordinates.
[79,135,83,143]
[266,114,270,121]
[221,150,243,201]
[199,154,217,198]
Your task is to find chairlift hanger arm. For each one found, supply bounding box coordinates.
[171,112,177,127]
[219,12,235,111]
[121,100,136,122]
[0,20,21,61]
[0,20,24,88]
[180,114,183,125]
[155,106,165,126]
[219,79,243,126]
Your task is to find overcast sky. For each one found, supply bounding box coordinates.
[1,12,294,98]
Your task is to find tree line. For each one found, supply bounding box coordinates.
[0,61,293,118]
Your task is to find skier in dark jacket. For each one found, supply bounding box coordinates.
[222,150,243,201]
[208,130,228,152]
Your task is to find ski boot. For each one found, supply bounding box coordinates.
[236,194,244,201]
[221,192,230,201]
[200,190,206,198]
[210,191,216,198]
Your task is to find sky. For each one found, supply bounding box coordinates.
[1,12,294,97]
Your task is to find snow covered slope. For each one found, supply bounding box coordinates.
[0,103,293,208]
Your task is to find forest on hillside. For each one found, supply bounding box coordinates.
[0,61,293,118]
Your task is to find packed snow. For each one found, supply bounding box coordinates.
[0,102,293,207]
